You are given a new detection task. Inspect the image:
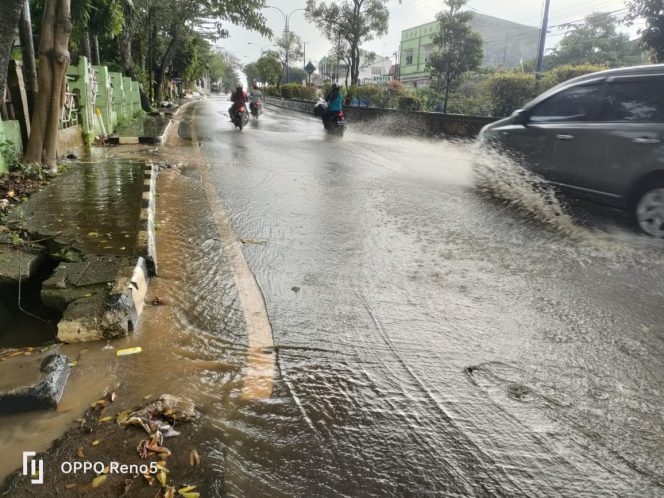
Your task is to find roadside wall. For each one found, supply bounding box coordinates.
[264,97,496,138]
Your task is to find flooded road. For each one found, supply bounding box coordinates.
[1,96,663,496]
[181,97,664,496]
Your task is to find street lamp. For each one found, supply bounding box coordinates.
[266,5,305,84]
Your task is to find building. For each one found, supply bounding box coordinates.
[318,51,392,85]
[399,12,540,87]
[357,54,392,85]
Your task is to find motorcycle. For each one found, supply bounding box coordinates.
[232,104,250,131]
[314,101,346,136]
[249,99,263,119]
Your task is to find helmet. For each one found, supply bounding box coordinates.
[236,85,243,92]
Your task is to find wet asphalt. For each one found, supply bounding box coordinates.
[179,97,664,497]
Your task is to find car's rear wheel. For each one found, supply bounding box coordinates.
[635,185,664,238]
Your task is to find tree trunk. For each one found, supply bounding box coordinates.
[443,78,451,114]
[0,0,25,98]
[82,29,91,61]
[19,0,37,116]
[92,34,100,65]
[24,0,71,171]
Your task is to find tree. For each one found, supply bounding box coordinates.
[627,0,664,62]
[255,53,282,85]
[545,12,642,69]
[243,62,260,86]
[306,0,395,86]
[274,31,303,86]
[0,0,24,96]
[24,0,73,171]
[428,0,483,113]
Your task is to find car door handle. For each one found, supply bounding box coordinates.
[632,137,660,145]
[555,134,574,141]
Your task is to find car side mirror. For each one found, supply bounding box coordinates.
[511,109,528,125]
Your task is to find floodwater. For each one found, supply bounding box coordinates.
[1,97,663,496]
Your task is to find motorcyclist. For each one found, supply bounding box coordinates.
[229,85,248,120]
[323,82,343,126]
[249,83,263,114]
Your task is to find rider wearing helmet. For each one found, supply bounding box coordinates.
[249,83,263,114]
[229,84,249,119]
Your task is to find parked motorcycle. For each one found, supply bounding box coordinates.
[249,100,263,119]
[314,101,346,136]
[232,104,250,131]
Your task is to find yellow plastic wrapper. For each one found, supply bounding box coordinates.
[115,347,143,357]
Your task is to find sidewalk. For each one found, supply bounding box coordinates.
[2,153,157,345]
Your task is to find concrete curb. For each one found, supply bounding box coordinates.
[138,160,158,276]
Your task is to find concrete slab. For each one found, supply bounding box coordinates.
[0,246,45,286]
[41,256,128,312]
[56,257,149,343]
[0,353,70,414]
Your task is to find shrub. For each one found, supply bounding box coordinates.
[486,72,537,117]
[264,85,280,97]
[538,64,607,92]
[355,85,386,107]
[279,83,316,100]
[397,96,422,111]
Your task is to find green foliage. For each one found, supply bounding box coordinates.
[545,12,643,69]
[428,0,483,112]
[628,0,664,62]
[486,72,537,117]
[255,55,282,86]
[539,64,608,91]
[397,96,422,111]
[279,84,316,100]
[0,140,21,172]
[263,86,281,97]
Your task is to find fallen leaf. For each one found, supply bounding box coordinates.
[189,449,200,466]
[116,411,130,425]
[91,474,107,488]
[180,493,200,498]
[178,485,197,493]
[92,440,101,446]
[157,470,168,487]
[109,392,117,403]
[163,486,176,498]
[87,232,99,237]
[76,447,84,459]
[99,416,112,423]
[64,483,77,489]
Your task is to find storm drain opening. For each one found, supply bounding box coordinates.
[0,252,61,349]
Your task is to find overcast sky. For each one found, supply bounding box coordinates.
[221,0,640,73]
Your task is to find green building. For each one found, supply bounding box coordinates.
[399,13,540,87]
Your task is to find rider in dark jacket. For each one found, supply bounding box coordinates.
[229,85,248,119]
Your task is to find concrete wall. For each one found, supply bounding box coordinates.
[264,97,496,138]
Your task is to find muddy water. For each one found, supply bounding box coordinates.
[1,99,663,496]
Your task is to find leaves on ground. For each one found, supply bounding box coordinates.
[91,474,107,488]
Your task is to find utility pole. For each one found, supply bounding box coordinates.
[266,6,304,85]
[535,0,551,76]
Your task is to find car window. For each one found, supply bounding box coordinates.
[599,77,664,123]
[529,84,604,123]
